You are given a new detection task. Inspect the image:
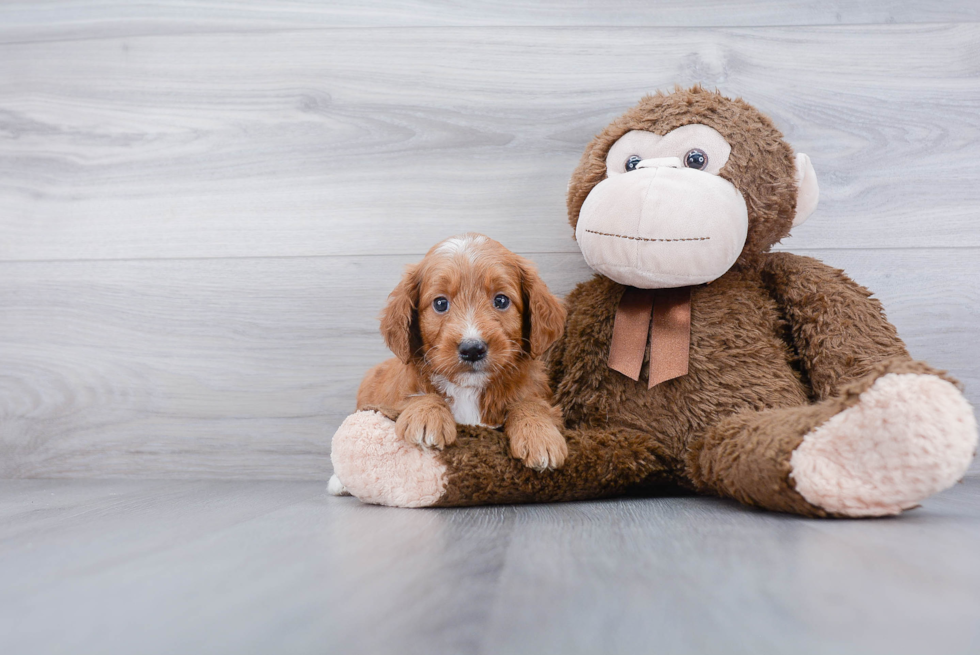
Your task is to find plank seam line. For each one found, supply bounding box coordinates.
[0,246,978,265]
[0,20,977,47]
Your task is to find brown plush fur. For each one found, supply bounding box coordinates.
[432,259,941,515]
[370,88,950,516]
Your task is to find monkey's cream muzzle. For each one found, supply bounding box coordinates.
[576,157,748,289]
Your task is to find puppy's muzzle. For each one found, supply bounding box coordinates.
[458,339,488,363]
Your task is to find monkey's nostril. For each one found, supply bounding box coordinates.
[458,339,488,362]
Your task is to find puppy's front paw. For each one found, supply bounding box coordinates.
[396,398,457,450]
[508,421,568,471]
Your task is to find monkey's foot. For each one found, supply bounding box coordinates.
[330,411,448,508]
[790,374,977,517]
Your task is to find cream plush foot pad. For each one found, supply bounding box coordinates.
[790,374,978,517]
[330,410,448,508]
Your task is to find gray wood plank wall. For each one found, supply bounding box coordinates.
[1,2,978,479]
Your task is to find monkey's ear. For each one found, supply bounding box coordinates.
[519,259,567,358]
[380,263,422,364]
[792,153,819,227]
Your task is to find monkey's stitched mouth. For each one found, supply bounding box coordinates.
[584,229,710,243]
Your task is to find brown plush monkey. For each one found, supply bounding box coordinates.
[330,87,977,517]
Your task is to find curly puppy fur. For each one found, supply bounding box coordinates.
[356,233,568,470]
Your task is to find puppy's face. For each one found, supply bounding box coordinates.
[416,237,524,381]
[380,234,565,384]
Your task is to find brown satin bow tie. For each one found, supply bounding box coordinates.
[608,286,692,388]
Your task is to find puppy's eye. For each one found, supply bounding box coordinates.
[625,155,642,172]
[432,297,449,314]
[493,294,511,310]
[684,148,708,170]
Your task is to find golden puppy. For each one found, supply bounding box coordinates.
[357,233,568,470]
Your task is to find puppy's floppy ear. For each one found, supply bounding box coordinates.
[518,258,567,358]
[380,263,422,364]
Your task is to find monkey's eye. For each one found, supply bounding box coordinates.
[493,294,511,310]
[624,155,642,172]
[432,297,450,314]
[684,149,708,170]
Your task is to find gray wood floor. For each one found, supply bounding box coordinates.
[2,475,979,655]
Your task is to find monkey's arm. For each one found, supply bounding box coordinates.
[330,411,674,507]
[761,252,912,400]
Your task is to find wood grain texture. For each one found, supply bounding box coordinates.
[0,249,975,479]
[1,6,977,480]
[2,24,979,261]
[1,477,979,654]
[2,0,979,44]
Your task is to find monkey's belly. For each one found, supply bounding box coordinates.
[603,278,810,460]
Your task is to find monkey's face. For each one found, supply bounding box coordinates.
[576,125,748,288]
[568,89,819,289]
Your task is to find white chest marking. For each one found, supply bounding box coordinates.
[433,373,488,426]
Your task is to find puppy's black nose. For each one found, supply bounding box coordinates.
[458,339,488,363]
